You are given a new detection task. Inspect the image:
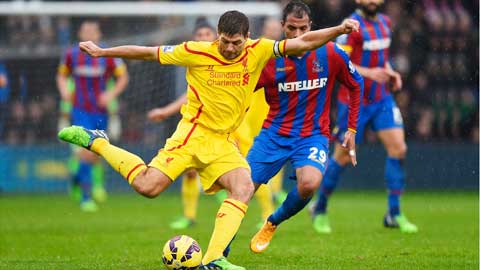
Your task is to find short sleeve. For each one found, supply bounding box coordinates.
[158,42,199,66]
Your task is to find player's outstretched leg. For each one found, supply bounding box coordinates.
[311,158,345,234]
[383,157,418,233]
[58,125,148,187]
[251,186,311,253]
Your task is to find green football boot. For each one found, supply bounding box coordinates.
[384,213,418,233]
[199,256,245,270]
[58,125,109,149]
[169,217,195,230]
[313,213,332,234]
[80,200,98,212]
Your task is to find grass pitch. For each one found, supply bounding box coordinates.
[0,191,477,270]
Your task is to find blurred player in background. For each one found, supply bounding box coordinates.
[148,17,218,230]
[311,0,418,234]
[59,10,358,269]
[57,20,129,212]
[249,0,362,253]
[0,61,9,140]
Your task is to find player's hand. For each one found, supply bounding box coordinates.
[98,91,115,108]
[385,69,403,91]
[147,107,171,122]
[79,41,104,57]
[342,130,357,166]
[340,19,359,34]
[368,67,391,84]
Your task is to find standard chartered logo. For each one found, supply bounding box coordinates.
[278,78,328,92]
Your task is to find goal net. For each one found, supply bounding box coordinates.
[0,1,281,193]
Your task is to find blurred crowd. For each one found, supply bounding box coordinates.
[0,0,478,145]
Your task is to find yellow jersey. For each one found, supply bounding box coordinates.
[158,39,285,134]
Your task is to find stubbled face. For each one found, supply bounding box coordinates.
[194,27,216,42]
[78,22,101,42]
[217,33,248,60]
[282,13,311,39]
[357,0,384,17]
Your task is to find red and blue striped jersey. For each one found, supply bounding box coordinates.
[58,46,126,113]
[256,42,363,138]
[337,11,392,105]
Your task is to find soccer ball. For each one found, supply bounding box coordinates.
[162,235,202,270]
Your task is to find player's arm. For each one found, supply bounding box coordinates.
[148,93,187,122]
[284,19,359,56]
[79,41,158,61]
[333,44,363,166]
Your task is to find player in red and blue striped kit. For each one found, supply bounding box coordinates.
[249,1,363,253]
[57,21,128,212]
[311,0,418,234]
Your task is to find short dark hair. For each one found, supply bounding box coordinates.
[218,10,249,37]
[282,0,311,22]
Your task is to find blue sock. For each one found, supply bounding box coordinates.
[268,186,311,226]
[385,157,405,217]
[77,162,93,202]
[314,158,345,214]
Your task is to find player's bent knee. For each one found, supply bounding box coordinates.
[231,179,254,203]
[297,178,320,199]
[388,142,407,159]
[132,168,171,198]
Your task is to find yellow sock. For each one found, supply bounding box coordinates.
[182,174,200,220]
[270,168,284,194]
[91,138,147,184]
[202,198,248,264]
[255,184,274,221]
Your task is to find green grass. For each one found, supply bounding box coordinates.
[0,191,478,270]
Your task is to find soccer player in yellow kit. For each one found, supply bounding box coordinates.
[148,18,282,230]
[59,10,359,269]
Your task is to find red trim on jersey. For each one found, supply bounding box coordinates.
[167,123,198,151]
[184,39,262,66]
[189,85,201,102]
[157,46,161,64]
[300,52,319,137]
[126,163,146,182]
[278,58,298,136]
[224,199,246,215]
